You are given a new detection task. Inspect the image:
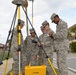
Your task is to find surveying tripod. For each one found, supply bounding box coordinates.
[0,0,58,75]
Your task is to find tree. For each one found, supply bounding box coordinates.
[70,42,76,52]
[67,31,72,40]
[70,26,76,39]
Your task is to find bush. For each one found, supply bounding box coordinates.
[70,42,76,52]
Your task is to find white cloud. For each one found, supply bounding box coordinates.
[0,0,76,43]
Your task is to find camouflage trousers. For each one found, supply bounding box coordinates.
[12,52,26,75]
[56,49,68,75]
[37,48,44,65]
[12,54,22,75]
[22,52,27,73]
[25,52,38,66]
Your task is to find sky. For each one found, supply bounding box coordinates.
[0,0,76,44]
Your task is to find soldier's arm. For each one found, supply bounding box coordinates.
[11,28,17,43]
[11,28,18,52]
[47,28,55,39]
[24,37,27,46]
[41,35,52,47]
[53,22,68,40]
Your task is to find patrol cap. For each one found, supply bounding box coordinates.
[40,25,44,30]
[20,19,25,26]
[42,20,49,28]
[18,19,25,26]
[51,13,58,22]
[30,28,35,33]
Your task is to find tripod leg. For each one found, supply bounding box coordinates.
[48,58,58,75]
[4,60,8,75]
[3,6,18,75]
[17,5,22,75]
[0,6,18,65]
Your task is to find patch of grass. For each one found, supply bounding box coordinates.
[0,50,12,61]
[6,70,12,75]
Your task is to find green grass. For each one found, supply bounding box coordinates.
[0,50,12,61]
[3,51,12,60]
[6,70,12,75]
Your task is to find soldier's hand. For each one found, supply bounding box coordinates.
[49,32,52,36]
[37,42,42,46]
[16,51,19,55]
[34,55,37,60]
[49,32,53,39]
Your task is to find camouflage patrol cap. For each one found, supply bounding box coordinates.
[40,25,44,30]
[51,13,57,22]
[42,20,49,27]
[30,28,35,33]
[20,19,25,26]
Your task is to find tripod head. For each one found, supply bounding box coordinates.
[12,0,28,7]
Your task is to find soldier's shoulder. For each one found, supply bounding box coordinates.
[60,19,67,24]
[59,19,68,27]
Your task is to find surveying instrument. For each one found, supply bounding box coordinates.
[0,0,58,75]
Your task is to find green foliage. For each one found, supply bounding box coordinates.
[0,50,12,61]
[68,25,76,39]
[6,70,12,75]
[3,51,12,60]
[70,27,76,33]
[67,31,72,39]
[70,42,76,52]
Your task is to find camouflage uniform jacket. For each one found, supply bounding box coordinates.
[24,35,39,65]
[39,30,54,55]
[53,19,69,50]
[11,27,24,56]
[46,28,55,47]
[24,35,39,54]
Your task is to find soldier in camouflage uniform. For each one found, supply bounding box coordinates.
[24,29,39,66]
[11,19,25,75]
[38,21,54,75]
[42,21,55,53]
[51,13,69,75]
